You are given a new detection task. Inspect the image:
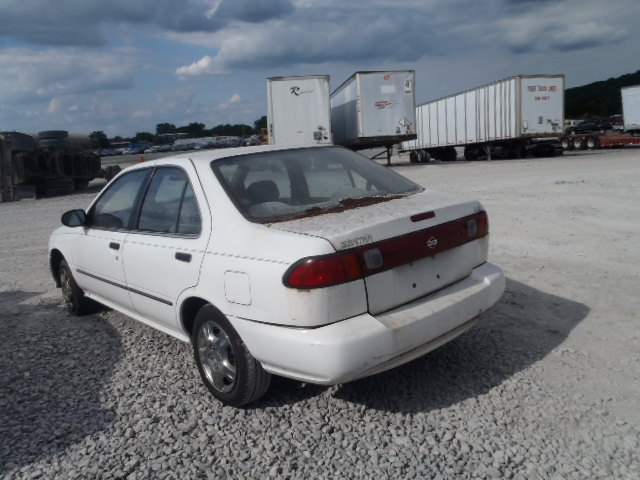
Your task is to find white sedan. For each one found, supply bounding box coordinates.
[49,145,504,407]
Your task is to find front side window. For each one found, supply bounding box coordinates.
[137,167,201,235]
[89,170,149,230]
[211,147,422,223]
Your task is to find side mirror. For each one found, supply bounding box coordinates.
[61,209,86,227]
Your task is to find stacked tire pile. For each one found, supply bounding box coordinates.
[34,131,100,195]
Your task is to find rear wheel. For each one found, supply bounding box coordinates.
[192,305,271,407]
[561,137,572,150]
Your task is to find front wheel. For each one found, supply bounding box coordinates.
[59,259,95,315]
[192,305,271,407]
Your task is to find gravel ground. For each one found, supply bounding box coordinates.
[1,148,639,479]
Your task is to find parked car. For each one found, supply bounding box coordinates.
[608,114,624,131]
[568,117,612,134]
[49,145,504,406]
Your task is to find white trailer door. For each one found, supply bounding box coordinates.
[520,76,564,135]
[268,76,332,146]
[359,72,415,138]
[622,86,640,131]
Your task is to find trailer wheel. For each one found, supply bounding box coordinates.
[442,147,457,162]
[572,137,585,150]
[464,146,481,161]
[560,137,572,150]
[586,136,600,150]
[420,150,431,163]
[409,151,419,163]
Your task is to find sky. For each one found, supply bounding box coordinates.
[1,0,638,138]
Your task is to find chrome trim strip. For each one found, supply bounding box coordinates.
[77,269,173,306]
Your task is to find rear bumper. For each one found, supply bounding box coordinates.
[231,262,505,384]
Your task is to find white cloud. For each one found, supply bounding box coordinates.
[47,98,62,114]
[498,2,631,53]
[0,48,139,103]
[176,55,222,76]
[0,0,294,47]
[551,22,626,51]
[217,93,243,110]
[132,110,153,118]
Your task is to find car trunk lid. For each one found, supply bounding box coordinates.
[273,190,490,314]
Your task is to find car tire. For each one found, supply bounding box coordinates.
[59,259,94,315]
[192,304,271,407]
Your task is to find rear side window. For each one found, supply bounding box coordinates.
[89,170,149,230]
[137,167,201,235]
[211,146,422,223]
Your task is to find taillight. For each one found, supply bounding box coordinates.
[284,252,364,289]
[476,210,489,237]
[464,211,488,238]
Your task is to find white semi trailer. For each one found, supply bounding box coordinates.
[401,74,565,162]
[621,85,640,133]
[267,75,332,146]
[331,71,416,164]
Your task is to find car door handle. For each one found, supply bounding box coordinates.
[175,252,192,263]
[109,242,120,250]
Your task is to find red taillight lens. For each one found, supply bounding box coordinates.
[477,210,489,237]
[463,211,488,238]
[284,252,364,289]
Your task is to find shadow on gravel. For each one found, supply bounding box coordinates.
[332,277,589,412]
[0,291,122,473]
[261,277,589,411]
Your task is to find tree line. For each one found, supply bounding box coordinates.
[565,70,640,119]
[90,116,267,148]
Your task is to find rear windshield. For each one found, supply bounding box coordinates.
[211,146,423,223]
